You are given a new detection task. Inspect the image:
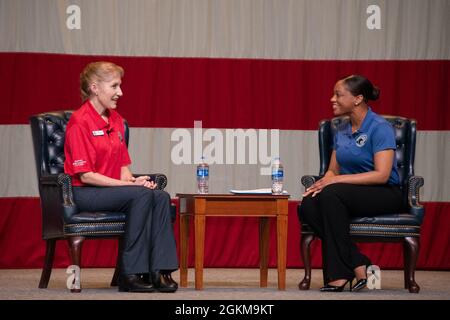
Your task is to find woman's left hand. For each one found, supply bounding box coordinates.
[133,176,158,189]
[145,181,158,189]
[302,176,339,198]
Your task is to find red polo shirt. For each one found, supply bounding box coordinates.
[64,100,132,186]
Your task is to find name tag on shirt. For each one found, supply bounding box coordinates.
[92,130,105,136]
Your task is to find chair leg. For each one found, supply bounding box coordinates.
[67,236,85,293]
[403,237,420,293]
[298,234,314,290]
[403,239,410,289]
[38,239,56,289]
[110,237,124,287]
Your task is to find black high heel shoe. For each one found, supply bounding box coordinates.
[320,279,354,292]
[352,262,372,292]
[352,278,368,292]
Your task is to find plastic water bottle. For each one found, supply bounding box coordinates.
[197,156,209,194]
[271,157,284,195]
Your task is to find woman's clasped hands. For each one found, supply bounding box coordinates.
[131,175,158,189]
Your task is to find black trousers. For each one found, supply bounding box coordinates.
[297,183,404,282]
[73,186,178,275]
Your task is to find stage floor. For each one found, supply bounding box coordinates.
[0,268,449,300]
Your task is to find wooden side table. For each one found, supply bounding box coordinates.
[177,193,289,290]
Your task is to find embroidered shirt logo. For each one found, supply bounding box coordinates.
[73,159,87,167]
[355,134,368,147]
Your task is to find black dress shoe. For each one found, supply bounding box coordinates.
[151,271,178,293]
[118,274,156,293]
[162,272,178,289]
[320,279,353,292]
[142,272,178,288]
[352,278,367,292]
[140,273,152,285]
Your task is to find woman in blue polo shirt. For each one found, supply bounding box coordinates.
[298,75,404,292]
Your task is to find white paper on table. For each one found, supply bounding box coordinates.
[229,188,288,195]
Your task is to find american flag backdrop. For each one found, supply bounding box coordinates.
[0,0,449,269]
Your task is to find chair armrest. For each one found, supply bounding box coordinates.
[133,173,168,190]
[39,173,78,233]
[407,175,425,222]
[40,173,75,207]
[300,175,322,190]
[40,174,61,185]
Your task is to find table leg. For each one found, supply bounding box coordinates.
[179,214,190,287]
[277,200,288,290]
[259,217,270,287]
[194,214,206,290]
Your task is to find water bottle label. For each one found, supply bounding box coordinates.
[197,168,209,177]
[271,170,283,178]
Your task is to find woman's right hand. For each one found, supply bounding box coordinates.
[302,175,340,197]
[132,177,158,189]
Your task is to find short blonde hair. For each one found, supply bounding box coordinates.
[80,61,124,101]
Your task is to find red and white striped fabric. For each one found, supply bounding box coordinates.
[1,0,449,269]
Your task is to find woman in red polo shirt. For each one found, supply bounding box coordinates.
[64,61,178,293]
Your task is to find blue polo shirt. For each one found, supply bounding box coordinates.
[333,108,400,185]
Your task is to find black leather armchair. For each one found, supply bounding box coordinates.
[298,116,425,293]
[30,111,176,292]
